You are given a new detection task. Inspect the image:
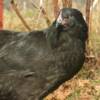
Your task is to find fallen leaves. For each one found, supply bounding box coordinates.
[45,65,100,100]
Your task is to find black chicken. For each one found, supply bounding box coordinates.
[0,8,88,100]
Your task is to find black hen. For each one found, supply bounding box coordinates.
[0,8,88,100]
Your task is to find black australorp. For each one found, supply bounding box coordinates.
[0,8,88,100]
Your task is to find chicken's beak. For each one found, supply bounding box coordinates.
[56,22,61,28]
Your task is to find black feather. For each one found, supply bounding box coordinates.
[0,8,88,100]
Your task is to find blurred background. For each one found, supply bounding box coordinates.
[1,0,100,99]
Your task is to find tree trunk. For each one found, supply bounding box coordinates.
[62,0,72,8]
[86,0,96,61]
[86,0,91,33]
[0,0,3,29]
[52,0,60,18]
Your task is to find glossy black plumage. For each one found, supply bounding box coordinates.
[0,8,88,100]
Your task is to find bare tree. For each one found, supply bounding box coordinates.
[52,0,60,18]
[62,0,72,8]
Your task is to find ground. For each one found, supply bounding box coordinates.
[46,62,100,100]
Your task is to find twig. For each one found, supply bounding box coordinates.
[10,0,31,31]
[40,7,51,26]
[31,2,39,9]
[31,0,51,26]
